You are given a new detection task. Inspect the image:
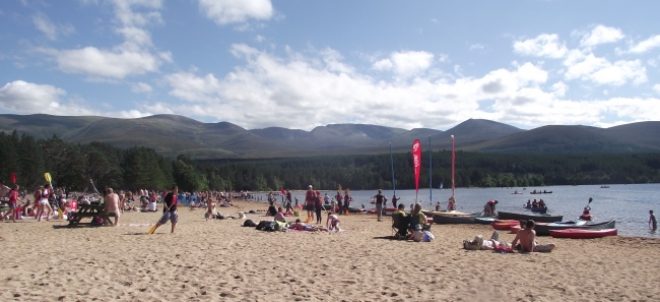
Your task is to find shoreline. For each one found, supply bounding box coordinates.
[2,200,658,301]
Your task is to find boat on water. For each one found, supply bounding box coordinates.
[512,192,524,195]
[549,228,617,239]
[534,220,616,236]
[529,190,553,194]
[497,211,563,223]
[530,207,548,214]
[600,186,610,188]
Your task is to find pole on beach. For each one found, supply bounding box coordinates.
[390,142,396,197]
[451,135,455,201]
[429,135,432,206]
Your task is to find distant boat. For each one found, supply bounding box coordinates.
[600,185,610,188]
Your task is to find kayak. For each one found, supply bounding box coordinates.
[549,228,617,239]
[492,220,519,230]
[497,211,563,223]
[535,220,615,236]
[510,225,521,234]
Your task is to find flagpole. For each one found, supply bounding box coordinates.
[429,135,432,206]
[451,135,455,200]
[390,142,396,197]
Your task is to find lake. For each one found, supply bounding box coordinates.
[261,184,660,238]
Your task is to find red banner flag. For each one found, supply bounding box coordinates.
[10,172,16,184]
[412,139,422,197]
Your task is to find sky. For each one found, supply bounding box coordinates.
[1,0,659,131]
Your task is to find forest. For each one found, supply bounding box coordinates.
[1,130,659,193]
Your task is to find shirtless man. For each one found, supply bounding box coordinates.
[511,220,555,253]
[104,188,120,226]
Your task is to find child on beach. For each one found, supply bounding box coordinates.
[205,198,215,221]
[649,210,657,231]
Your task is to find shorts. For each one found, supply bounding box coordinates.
[306,205,315,211]
[158,211,178,224]
[376,203,383,213]
[9,202,16,209]
[39,198,49,205]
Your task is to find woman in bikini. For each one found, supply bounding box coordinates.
[36,184,54,222]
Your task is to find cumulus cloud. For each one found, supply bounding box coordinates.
[628,35,660,54]
[579,25,624,48]
[513,34,568,59]
[372,50,434,78]
[156,45,579,129]
[198,0,273,25]
[131,82,153,93]
[33,12,75,40]
[0,80,95,115]
[653,84,660,94]
[565,54,647,86]
[41,0,166,79]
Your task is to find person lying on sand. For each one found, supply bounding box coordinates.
[289,218,327,232]
[463,231,508,250]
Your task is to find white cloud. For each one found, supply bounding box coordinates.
[629,35,660,54]
[0,80,95,115]
[579,25,624,48]
[372,50,434,78]
[551,82,568,97]
[653,84,660,94]
[513,34,568,59]
[50,47,160,79]
[469,44,484,51]
[131,82,153,93]
[33,12,75,40]
[118,109,151,118]
[198,0,273,25]
[565,54,647,86]
[41,0,165,79]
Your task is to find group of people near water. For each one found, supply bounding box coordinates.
[463,219,556,253]
[525,199,547,210]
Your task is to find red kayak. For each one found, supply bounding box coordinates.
[492,220,519,230]
[549,228,617,239]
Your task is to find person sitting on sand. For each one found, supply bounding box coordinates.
[409,203,429,232]
[511,220,555,253]
[267,202,277,216]
[274,207,286,223]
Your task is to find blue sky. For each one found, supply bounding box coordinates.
[1,0,659,131]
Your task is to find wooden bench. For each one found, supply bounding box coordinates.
[69,203,115,226]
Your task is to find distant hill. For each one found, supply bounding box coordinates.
[0,114,658,158]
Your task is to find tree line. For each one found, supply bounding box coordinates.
[1,130,658,194]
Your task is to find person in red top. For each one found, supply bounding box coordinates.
[151,185,179,234]
[315,191,323,224]
[305,185,317,222]
[5,184,22,222]
[483,200,498,216]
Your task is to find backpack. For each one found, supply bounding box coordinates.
[243,219,257,227]
[256,220,271,230]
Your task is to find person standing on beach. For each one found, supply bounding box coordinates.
[36,184,53,222]
[152,185,179,234]
[285,189,293,213]
[344,190,351,214]
[336,190,343,215]
[649,210,657,231]
[391,195,398,208]
[315,191,323,224]
[305,185,316,222]
[5,184,21,222]
[373,189,387,222]
[104,188,120,226]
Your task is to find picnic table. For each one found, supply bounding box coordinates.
[68,203,115,226]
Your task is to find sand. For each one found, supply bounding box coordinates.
[2,200,659,302]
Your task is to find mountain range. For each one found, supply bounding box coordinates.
[0,114,658,159]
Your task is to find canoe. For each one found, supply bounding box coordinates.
[497,211,563,223]
[549,228,617,239]
[474,217,497,225]
[530,207,548,214]
[535,220,616,236]
[431,211,480,224]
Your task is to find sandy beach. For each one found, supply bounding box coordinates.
[2,200,659,302]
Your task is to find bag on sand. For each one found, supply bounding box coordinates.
[243,219,257,227]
